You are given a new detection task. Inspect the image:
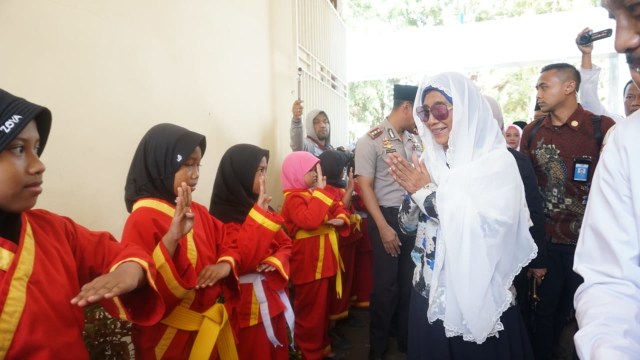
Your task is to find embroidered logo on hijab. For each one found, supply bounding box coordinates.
[1,115,23,133]
[177,154,182,162]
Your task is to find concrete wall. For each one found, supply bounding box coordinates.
[0,0,299,236]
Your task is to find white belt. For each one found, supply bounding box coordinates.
[238,273,295,349]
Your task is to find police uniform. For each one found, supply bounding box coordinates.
[354,117,422,357]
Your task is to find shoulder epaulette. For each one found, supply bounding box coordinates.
[368,127,383,139]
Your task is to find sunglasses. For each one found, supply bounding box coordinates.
[416,102,452,122]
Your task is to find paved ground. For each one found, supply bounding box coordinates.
[332,308,406,360]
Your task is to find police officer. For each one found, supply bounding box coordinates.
[355,84,420,359]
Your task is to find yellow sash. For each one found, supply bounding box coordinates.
[132,199,238,359]
[295,225,344,298]
[161,303,238,360]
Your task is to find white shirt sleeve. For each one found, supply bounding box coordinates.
[573,117,640,359]
[579,65,606,115]
[579,66,624,123]
[410,184,435,216]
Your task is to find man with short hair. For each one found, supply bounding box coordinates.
[355,84,420,360]
[577,27,640,122]
[520,63,615,359]
[573,2,640,357]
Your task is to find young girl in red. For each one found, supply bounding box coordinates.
[121,124,243,360]
[209,144,292,360]
[318,151,361,337]
[280,151,349,359]
[0,89,192,359]
[122,124,240,359]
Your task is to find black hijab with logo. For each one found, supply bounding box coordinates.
[210,144,269,224]
[0,89,52,243]
[124,123,206,213]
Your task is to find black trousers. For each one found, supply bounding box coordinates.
[531,244,583,360]
[368,206,416,356]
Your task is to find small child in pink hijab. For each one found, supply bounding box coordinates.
[280,151,348,359]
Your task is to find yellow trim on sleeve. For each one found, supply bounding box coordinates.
[248,208,280,232]
[263,256,288,281]
[0,247,15,272]
[313,190,333,206]
[152,245,190,299]
[108,258,157,321]
[217,256,236,268]
[336,214,350,225]
[132,199,198,267]
[0,221,35,358]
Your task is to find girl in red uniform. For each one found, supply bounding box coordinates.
[318,151,359,331]
[321,150,365,352]
[209,144,292,360]
[122,125,280,359]
[280,151,349,359]
[0,89,190,359]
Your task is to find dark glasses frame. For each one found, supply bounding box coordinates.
[416,102,453,122]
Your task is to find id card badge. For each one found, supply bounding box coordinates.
[572,158,592,182]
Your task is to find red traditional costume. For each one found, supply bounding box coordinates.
[281,188,348,359]
[0,210,163,359]
[122,124,243,360]
[322,184,361,321]
[232,209,292,360]
[210,144,294,360]
[122,199,241,360]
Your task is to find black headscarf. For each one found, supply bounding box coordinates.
[0,88,51,155]
[0,89,52,243]
[319,150,347,189]
[124,123,206,213]
[210,144,269,223]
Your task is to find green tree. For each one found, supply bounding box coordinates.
[345,0,600,29]
[348,79,394,129]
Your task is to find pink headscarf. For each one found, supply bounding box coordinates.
[504,124,523,150]
[281,151,319,190]
[505,124,523,135]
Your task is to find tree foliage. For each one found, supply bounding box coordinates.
[346,0,601,134]
[345,0,600,29]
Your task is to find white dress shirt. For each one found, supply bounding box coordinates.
[573,113,640,359]
[579,65,625,123]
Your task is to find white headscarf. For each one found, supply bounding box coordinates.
[414,72,537,343]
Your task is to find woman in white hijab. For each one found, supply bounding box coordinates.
[387,72,536,359]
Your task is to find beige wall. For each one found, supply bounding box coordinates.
[0,0,299,236]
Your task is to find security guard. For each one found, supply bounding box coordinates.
[354,84,421,359]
